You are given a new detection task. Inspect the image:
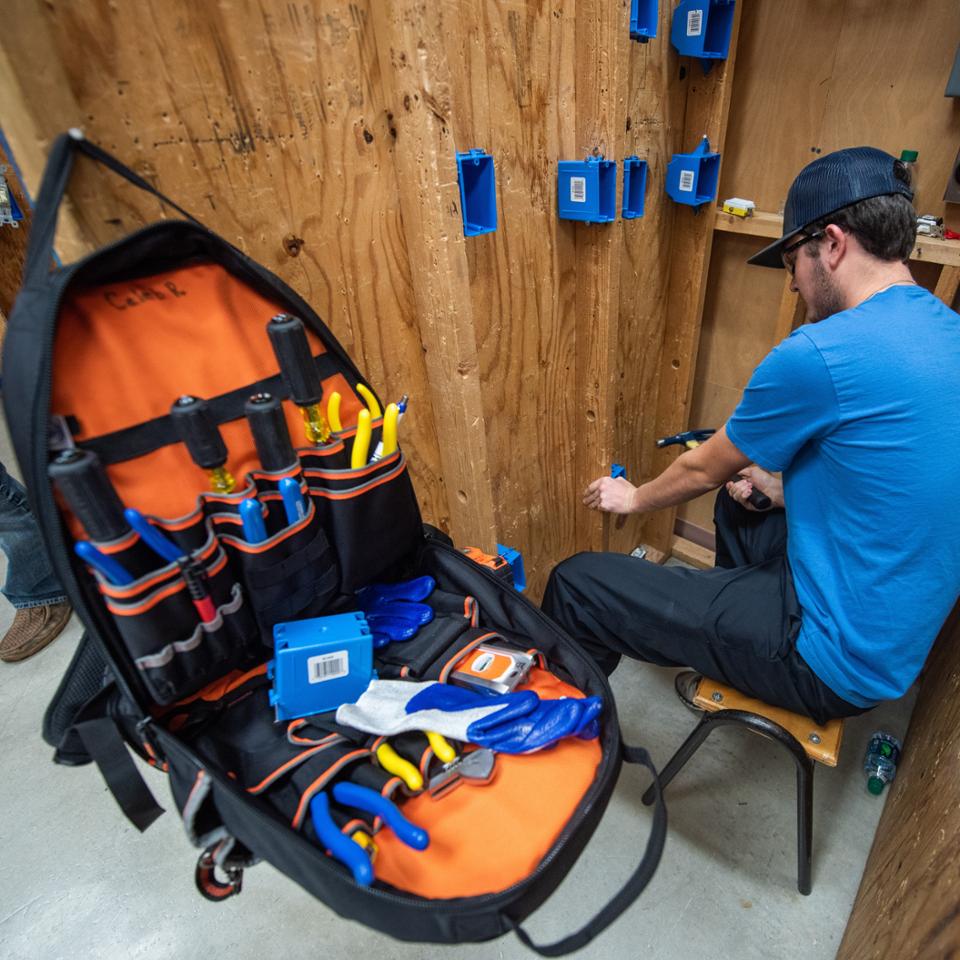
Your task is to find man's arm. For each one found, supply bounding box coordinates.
[582,425,752,515]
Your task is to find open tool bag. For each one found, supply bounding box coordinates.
[4,132,666,955]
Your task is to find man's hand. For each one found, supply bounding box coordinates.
[726,465,784,511]
[583,476,639,514]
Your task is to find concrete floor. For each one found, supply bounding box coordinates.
[0,448,915,959]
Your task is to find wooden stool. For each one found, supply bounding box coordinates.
[641,676,844,894]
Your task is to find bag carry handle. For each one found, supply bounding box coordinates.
[509,743,667,957]
[24,129,203,288]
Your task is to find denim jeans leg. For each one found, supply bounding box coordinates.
[0,461,67,608]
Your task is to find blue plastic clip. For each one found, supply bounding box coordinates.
[622,157,648,219]
[630,0,658,42]
[611,464,627,480]
[495,543,526,593]
[670,0,735,72]
[665,136,721,208]
[557,156,617,223]
[456,150,497,236]
[268,611,374,721]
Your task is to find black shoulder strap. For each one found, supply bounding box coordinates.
[75,717,165,833]
[24,130,203,289]
[509,744,667,957]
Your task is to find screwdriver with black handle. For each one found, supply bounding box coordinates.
[244,392,298,471]
[48,448,130,542]
[170,395,236,493]
[266,313,331,444]
[656,428,772,510]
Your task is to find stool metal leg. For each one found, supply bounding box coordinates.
[642,708,818,893]
[641,713,716,805]
[796,756,815,895]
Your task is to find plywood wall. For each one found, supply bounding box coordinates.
[678,0,960,538]
[1,0,704,598]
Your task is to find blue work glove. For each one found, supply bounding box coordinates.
[336,679,602,755]
[355,576,436,649]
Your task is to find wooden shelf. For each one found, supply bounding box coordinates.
[712,209,960,267]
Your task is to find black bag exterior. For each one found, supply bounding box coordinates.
[4,133,666,955]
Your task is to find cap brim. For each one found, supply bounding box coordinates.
[747,235,788,268]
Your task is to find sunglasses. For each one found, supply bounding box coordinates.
[781,230,825,274]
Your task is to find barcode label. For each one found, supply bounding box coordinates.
[570,177,587,203]
[308,651,349,683]
[678,170,695,192]
[687,9,703,36]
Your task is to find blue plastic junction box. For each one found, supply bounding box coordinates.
[630,0,658,42]
[558,157,617,223]
[268,611,374,721]
[622,157,649,219]
[456,149,497,236]
[665,136,720,208]
[671,0,735,70]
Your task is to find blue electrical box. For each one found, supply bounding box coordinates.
[268,611,374,721]
[630,0,658,42]
[622,157,648,219]
[671,0,735,69]
[456,149,497,236]
[666,136,720,208]
[496,543,527,592]
[558,157,617,223]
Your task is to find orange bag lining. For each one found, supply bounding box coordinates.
[368,667,604,900]
[52,262,368,524]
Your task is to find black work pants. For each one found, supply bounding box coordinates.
[541,489,867,725]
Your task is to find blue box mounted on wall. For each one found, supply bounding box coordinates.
[666,136,720,208]
[671,0,735,69]
[456,149,497,236]
[622,157,648,219]
[558,156,616,223]
[630,0,658,42]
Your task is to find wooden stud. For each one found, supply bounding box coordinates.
[370,1,497,551]
[607,1,687,555]
[643,1,744,555]
[573,1,630,554]
[669,535,715,569]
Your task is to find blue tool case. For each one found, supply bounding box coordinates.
[4,133,665,956]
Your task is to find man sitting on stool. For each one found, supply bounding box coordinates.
[541,146,960,725]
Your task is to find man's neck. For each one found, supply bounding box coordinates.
[843,261,915,311]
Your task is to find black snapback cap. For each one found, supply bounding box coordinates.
[748,146,915,268]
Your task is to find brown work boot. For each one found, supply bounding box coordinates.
[0,601,72,662]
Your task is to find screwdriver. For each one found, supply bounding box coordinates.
[244,392,297,472]
[170,395,235,494]
[48,448,130,542]
[266,313,331,444]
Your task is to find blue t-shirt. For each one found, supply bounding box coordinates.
[726,284,960,706]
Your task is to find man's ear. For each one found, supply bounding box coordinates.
[821,223,848,269]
